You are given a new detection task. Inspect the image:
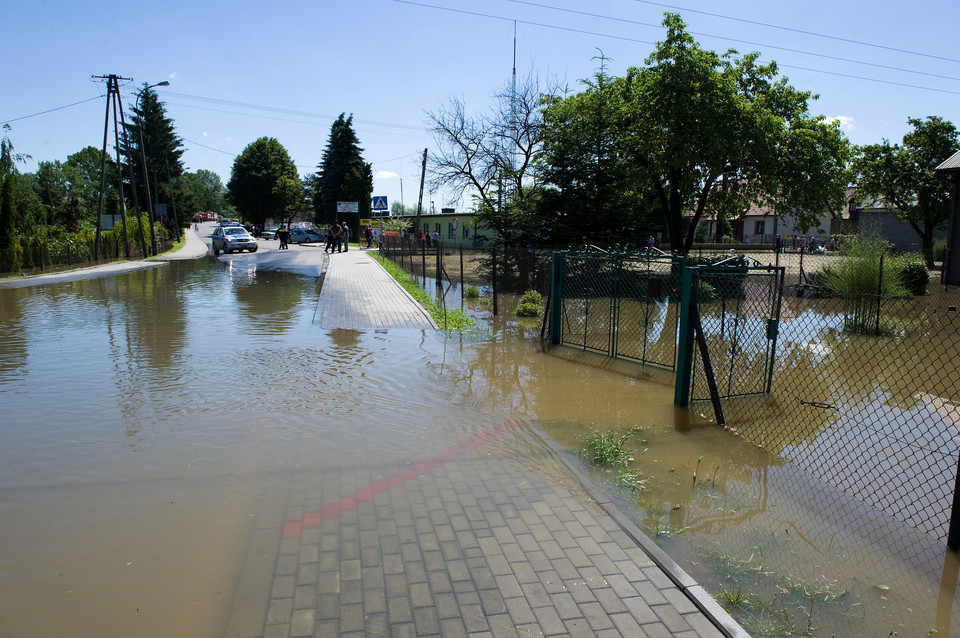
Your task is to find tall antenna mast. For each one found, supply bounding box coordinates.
[510,21,518,188]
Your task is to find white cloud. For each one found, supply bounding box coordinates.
[374,170,398,179]
[828,115,854,132]
[168,72,177,79]
[202,132,208,137]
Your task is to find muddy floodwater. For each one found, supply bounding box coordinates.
[1,256,958,637]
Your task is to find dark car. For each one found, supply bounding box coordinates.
[211,226,258,254]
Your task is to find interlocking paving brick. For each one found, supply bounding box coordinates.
[224,318,745,638]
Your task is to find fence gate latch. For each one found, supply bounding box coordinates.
[766,318,779,341]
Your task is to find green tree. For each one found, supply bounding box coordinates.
[64,146,118,228]
[606,14,849,254]
[314,114,372,231]
[227,137,301,228]
[539,56,650,247]
[124,85,185,229]
[176,169,225,216]
[854,116,958,268]
[0,173,19,271]
[0,126,29,270]
[389,201,416,216]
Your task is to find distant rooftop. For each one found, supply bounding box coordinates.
[935,149,960,173]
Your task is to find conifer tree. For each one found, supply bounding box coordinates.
[313,114,372,230]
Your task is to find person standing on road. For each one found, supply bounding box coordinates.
[340,221,349,252]
[364,224,373,249]
[329,222,342,253]
[324,224,335,253]
[278,227,289,250]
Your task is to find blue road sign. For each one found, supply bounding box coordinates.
[372,196,388,211]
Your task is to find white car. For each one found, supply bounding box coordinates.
[211,226,258,254]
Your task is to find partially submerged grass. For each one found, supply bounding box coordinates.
[701,538,864,637]
[580,428,647,492]
[372,254,475,332]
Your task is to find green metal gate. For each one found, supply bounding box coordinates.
[674,256,786,406]
[550,246,686,371]
[550,249,785,407]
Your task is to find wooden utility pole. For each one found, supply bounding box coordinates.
[414,148,427,235]
[92,74,135,259]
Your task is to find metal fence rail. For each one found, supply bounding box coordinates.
[705,296,960,544]
[2,237,173,276]
[551,247,686,371]
[378,235,552,313]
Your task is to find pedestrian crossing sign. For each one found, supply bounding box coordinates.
[372,196,388,211]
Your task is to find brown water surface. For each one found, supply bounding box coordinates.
[1,257,957,637]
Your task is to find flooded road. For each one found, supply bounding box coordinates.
[1,250,958,636]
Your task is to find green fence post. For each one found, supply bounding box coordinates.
[674,265,695,406]
[549,251,564,344]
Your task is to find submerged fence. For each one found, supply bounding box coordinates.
[378,235,552,312]
[711,296,960,546]
[551,245,960,549]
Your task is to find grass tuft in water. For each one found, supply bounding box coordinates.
[580,428,647,492]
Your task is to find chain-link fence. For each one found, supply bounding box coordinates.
[2,236,175,277]
[378,235,552,312]
[695,288,960,545]
[552,247,685,370]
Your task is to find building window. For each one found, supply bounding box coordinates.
[755,220,765,235]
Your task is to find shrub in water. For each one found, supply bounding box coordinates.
[515,302,540,317]
[697,280,717,302]
[895,255,929,296]
[464,284,481,298]
[519,289,543,306]
[514,289,543,317]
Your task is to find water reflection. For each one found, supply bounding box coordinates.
[1,257,958,637]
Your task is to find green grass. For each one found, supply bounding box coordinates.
[580,428,647,492]
[371,254,475,332]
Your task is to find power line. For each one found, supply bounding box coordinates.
[165,92,424,131]
[509,0,960,83]
[630,0,960,65]
[395,0,960,95]
[1,96,103,124]
[182,137,235,156]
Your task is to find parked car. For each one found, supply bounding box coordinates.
[211,226,258,254]
[288,228,324,244]
[260,228,279,240]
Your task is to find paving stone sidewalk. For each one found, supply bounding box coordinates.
[314,249,436,331]
[224,251,747,638]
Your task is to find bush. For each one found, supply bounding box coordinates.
[464,284,481,298]
[697,280,717,302]
[519,290,543,306]
[515,290,543,317]
[895,255,930,296]
[515,302,541,317]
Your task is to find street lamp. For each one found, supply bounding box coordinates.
[137,80,169,255]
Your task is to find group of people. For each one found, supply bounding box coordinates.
[411,228,441,247]
[323,222,346,253]
[266,221,376,253]
[322,222,377,252]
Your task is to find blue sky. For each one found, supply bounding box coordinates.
[3,0,959,213]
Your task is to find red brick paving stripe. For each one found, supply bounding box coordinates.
[281,419,522,538]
